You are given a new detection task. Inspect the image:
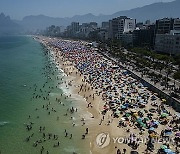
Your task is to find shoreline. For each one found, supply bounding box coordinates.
[36,36,180,154]
[42,38,122,154]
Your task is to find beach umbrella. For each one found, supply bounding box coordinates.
[165,131,172,136]
[144,117,149,121]
[149,133,158,138]
[176,113,180,117]
[137,118,142,121]
[166,127,172,130]
[124,103,129,107]
[149,127,155,131]
[160,145,168,149]
[121,117,126,121]
[161,113,169,117]
[164,148,175,154]
[121,105,127,109]
[115,110,121,114]
[130,109,137,113]
[133,112,138,117]
[175,132,180,137]
[153,121,159,125]
[125,113,131,117]
[162,99,166,102]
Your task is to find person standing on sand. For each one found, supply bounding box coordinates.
[85,128,89,134]
[117,149,121,154]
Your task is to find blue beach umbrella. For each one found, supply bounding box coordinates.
[149,127,155,131]
[121,105,127,109]
[154,121,159,125]
[164,148,175,154]
[165,131,172,136]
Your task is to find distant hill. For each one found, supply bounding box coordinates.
[15,15,69,32]
[0,13,21,35]
[110,0,180,22]
[12,0,180,32]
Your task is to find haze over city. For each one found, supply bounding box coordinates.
[0,0,174,19]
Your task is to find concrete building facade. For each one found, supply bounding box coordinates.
[71,22,80,34]
[155,30,180,55]
[109,16,136,40]
[155,18,180,34]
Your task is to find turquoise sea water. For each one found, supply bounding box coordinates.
[0,36,89,154]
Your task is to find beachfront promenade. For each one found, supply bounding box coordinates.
[37,36,180,154]
[99,51,180,112]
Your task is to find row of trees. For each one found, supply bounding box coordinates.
[99,40,180,95]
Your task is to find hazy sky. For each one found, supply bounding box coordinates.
[0,0,174,20]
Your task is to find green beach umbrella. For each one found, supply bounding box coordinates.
[144,117,149,121]
[125,113,131,117]
[160,145,168,149]
[161,113,169,117]
[115,110,121,114]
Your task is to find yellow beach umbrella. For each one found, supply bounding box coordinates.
[162,99,166,102]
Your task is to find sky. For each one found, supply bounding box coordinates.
[0,0,175,20]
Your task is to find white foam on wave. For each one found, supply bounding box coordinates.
[71,94,86,102]
[58,68,64,73]
[0,121,9,126]
[59,84,72,95]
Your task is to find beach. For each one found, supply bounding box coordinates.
[35,36,180,154]
[0,34,179,154]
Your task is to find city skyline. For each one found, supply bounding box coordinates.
[0,0,174,20]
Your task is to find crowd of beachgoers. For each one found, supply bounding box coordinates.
[22,40,92,154]
[39,37,180,154]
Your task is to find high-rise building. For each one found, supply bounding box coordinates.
[71,22,80,34]
[133,25,155,48]
[145,20,151,25]
[89,22,98,29]
[155,18,180,34]
[101,22,109,29]
[173,18,180,30]
[109,17,120,39]
[108,16,136,40]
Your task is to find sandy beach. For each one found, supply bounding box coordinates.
[36,36,180,154]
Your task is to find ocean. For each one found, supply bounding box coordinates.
[0,36,89,154]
